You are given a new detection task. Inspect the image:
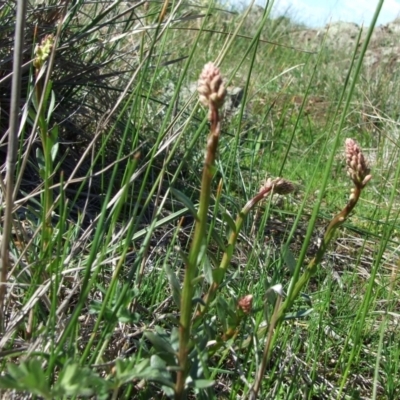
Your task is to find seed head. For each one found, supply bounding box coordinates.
[198,62,226,110]
[345,138,372,188]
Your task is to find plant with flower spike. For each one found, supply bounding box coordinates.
[199,177,295,315]
[281,138,372,314]
[175,62,226,400]
[249,138,372,400]
[175,62,295,399]
[32,34,59,254]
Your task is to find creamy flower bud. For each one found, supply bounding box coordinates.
[33,34,54,69]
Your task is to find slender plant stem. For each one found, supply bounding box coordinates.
[249,293,282,400]
[258,180,367,382]
[0,0,27,331]
[175,113,221,399]
[277,185,361,322]
[200,186,273,313]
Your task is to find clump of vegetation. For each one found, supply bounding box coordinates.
[0,0,399,399]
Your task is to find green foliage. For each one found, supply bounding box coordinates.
[0,360,110,399]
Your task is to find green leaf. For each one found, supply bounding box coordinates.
[114,359,150,384]
[36,147,45,172]
[51,140,59,162]
[117,308,140,323]
[178,248,190,265]
[50,124,59,142]
[170,187,198,220]
[284,308,314,320]
[212,268,225,284]
[59,363,79,385]
[210,230,226,251]
[47,89,56,121]
[202,254,213,284]
[56,364,92,396]
[89,301,117,324]
[224,243,234,260]
[165,264,181,307]
[209,164,217,176]
[170,327,180,352]
[162,385,175,397]
[144,331,175,355]
[1,361,52,398]
[222,211,236,234]
[192,297,206,307]
[40,78,53,112]
[191,275,205,285]
[114,357,174,392]
[216,297,229,330]
[7,363,26,380]
[300,292,313,306]
[54,362,109,398]
[189,379,215,389]
[140,366,174,389]
[0,374,21,390]
[150,354,167,369]
[283,246,297,274]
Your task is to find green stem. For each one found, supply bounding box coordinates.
[246,187,363,398]
[198,186,273,316]
[278,186,361,321]
[175,112,220,399]
[256,186,363,366]
[35,78,54,255]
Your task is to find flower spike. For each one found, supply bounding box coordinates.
[198,62,226,111]
[345,138,372,188]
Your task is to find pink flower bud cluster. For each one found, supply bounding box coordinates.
[197,62,226,110]
[238,295,253,314]
[345,138,372,188]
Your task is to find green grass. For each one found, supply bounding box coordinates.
[0,0,399,398]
